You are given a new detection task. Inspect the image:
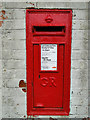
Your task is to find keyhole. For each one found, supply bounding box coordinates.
[39,75,40,78]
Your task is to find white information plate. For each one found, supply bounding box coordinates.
[41,44,57,71]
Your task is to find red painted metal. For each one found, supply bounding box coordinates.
[26,9,72,116]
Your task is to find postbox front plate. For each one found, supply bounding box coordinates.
[26,9,72,116]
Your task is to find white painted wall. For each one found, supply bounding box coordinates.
[1,2,88,119]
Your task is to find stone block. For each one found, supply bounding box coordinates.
[72,20,88,30]
[72,30,88,41]
[73,10,88,20]
[3,59,25,69]
[71,60,88,69]
[71,50,88,60]
[72,40,88,50]
[2,29,26,40]
[37,2,88,9]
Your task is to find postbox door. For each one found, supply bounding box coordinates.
[33,44,64,108]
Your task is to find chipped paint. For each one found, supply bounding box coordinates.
[26,2,35,8]
[0,10,8,27]
[19,80,26,87]
[22,88,27,92]
[29,2,35,6]
[82,118,90,120]
[26,2,35,6]
[2,10,5,15]
[49,117,57,120]
[19,80,27,93]
[0,21,3,27]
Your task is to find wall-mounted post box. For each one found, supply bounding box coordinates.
[26,9,72,116]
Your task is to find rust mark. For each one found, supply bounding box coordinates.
[22,88,27,92]
[19,80,27,93]
[26,2,35,9]
[1,15,8,20]
[26,115,39,119]
[82,118,87,120]
[4,69,6,72]
[19,80,26,87]
[0,10,8,27]
[0,21,3,27]
[87,118,90,120]
[2,10,5,15]
[82,118,90,120]
[49,117,57,120]
[28,2,35,6]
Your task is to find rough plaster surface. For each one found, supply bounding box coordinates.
[0,2,89,119]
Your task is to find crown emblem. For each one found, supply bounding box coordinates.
[45,15,53,23]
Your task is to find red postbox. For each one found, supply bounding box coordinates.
[26,9,72,116]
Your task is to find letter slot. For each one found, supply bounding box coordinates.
[33,26,65,36]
